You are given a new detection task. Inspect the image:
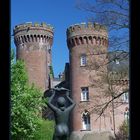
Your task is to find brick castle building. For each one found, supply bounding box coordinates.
[13,22,129,136]
[13,22,54,91]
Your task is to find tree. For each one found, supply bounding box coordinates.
[11,49,44,139]
[76,0,129,51]
[75,0,129,119]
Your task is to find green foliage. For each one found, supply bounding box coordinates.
[11,50,44,139]
[115,121,129,140]
[34,119,54,140]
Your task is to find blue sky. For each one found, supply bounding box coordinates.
[11,0,91,77]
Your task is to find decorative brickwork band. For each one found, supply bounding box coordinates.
[14,34,53,45]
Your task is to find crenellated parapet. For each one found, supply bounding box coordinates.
[14,22,54,48]
[66,22,108,49]
[14,22,54,34]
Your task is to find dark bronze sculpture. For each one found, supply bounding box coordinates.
[46,88,75,140]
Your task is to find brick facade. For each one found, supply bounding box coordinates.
[66,22,129,133]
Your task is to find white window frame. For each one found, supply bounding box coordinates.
[81,87,89,101]
[80,54,87,66]
[122,92,129,103]
[82,111,91,130]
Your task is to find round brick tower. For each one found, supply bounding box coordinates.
[67,22,110,132]
[13,22,54,92]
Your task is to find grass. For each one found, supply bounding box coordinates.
[34,119,55,140]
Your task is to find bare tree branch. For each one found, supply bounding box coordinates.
[94,89,129,121]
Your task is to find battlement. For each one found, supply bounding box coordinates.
[66,22,108,49]
[13,22,54,47]
[14,22,54,35]
[67,22,108,39]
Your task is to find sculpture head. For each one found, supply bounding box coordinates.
[57,97,66,107]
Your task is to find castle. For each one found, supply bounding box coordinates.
[13,22,129,137]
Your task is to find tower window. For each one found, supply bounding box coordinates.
[81,87,89,101]
[80,54,87,66]
[82,110,91,130]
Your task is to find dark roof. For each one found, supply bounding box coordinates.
[55,81,70,89]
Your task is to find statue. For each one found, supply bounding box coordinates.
[46,88,76,140]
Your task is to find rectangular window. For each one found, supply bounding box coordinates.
[80,54,87,66]
[81,87,89,101]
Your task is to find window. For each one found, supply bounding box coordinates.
[124,107,129,123]
[82,110,91,130]
[122,92,129,103]
[114,59,120,64]
[81,87,89,101]
[80,54,87,66]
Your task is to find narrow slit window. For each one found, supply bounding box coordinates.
[80,54,87,66]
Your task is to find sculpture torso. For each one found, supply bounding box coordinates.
[54,108,70,124]
[54,109,70,137]
[46,88,75,140]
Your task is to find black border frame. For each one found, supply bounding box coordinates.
[0,0,140,139]
[130,0,140,139]
[0,0,10,138]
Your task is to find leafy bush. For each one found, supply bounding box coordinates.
[11,50,44,139]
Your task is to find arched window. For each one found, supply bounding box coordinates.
[24,35,27,42]
[40,35,43,43]
[83,36,88,44]
[34,35,37,42]
[82,110,91,130]
[75,38,80,45]
[79,37,84,44]
[31,35,33,42]
[93,36,96,45]
[37,35,40,42]
[72,38,76,46]
[89,36,93,44]
[27,35,30,42]
[21,36,24,43]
